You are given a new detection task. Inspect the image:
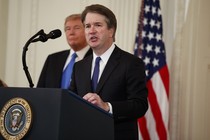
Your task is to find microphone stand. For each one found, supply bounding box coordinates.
[22,29,44,88]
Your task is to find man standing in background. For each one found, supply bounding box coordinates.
[37,14,92,88]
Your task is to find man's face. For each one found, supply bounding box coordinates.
[84,13,114,50]
[65,19,87,51]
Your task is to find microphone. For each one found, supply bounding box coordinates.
[22,29,62,87]
[31,29,62,43]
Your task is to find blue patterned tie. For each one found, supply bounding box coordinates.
[61,53,77,89]
[92,57,101,92]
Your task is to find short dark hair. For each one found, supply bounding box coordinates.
[81,4,117,41]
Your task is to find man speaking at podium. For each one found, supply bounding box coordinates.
[69,4,148,140]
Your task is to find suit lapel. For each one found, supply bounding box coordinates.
[84,48,93,58]
[54,50,69,87]
[83,55,93,92]
[56,51,69,73]
[96,46,121,93]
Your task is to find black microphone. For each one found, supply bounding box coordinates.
[31,29,62,43]
[22,29,62,87]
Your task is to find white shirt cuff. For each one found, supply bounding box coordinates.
[107,102,113,114]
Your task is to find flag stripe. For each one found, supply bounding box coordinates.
[159,66,170,98]
[147,80,167,140]
[151,70,169,138]
[151,70,169,124]
[138,117,150,140]
[145,104,159,140]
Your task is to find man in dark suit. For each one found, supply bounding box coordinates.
[37,14,92,88]
[69,4,148,140]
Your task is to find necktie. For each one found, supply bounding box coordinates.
[92,57,101,92]
[61,53,77,89]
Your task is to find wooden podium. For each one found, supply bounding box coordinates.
[0,87,114,140]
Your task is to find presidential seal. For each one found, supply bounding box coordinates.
[0,98,32,140]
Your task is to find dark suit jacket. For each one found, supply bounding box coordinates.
[70,46,148,140]
[37,49,92,88]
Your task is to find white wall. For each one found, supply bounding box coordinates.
[0,0,8,79]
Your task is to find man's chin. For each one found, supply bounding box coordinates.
[88,42,98,48]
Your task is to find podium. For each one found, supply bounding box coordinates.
[0,87,114,140]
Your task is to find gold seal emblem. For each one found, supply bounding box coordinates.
[0,97,32,140]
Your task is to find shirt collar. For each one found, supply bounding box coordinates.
[70,45,90,61]
[92,43,115,64]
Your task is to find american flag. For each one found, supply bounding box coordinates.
[134,0,170,140]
